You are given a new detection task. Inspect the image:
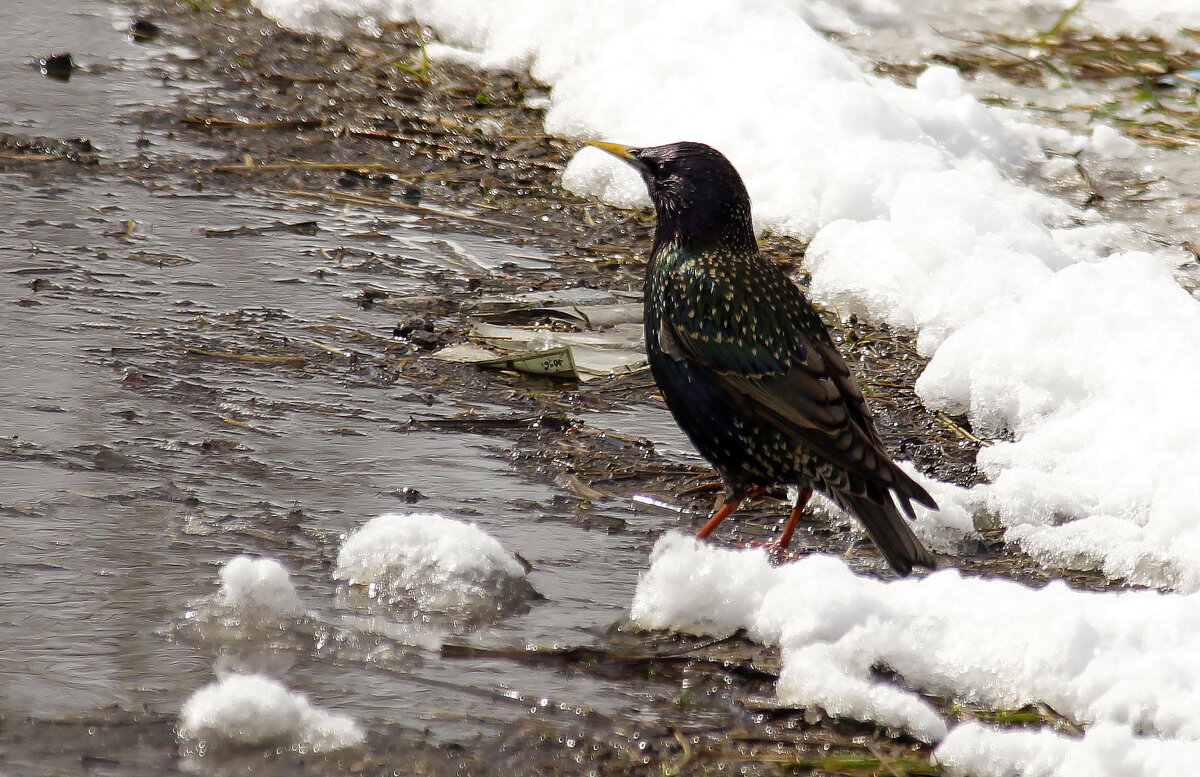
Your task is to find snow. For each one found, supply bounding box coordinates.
[1089,125,1138,159]
[334,511,531,615]
[937,722,1200,777]
[915,254,1200,589]
[896,462,981,552]
[634,534,1200,756]
[216,555,306,617]
[179,673,364,751]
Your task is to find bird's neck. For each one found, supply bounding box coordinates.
[650,206,757,264]
[645,210,757,335]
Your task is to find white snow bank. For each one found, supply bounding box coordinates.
[917,254,1200,590]
[812,184,1200,589]
[179,673,364,750]
[633,534,1200,748]
[937,722,1200,777]
[250,0,1200,587]
[334,512,531,615]
[217,555,306,617]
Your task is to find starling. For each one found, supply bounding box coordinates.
[588,140,938,574]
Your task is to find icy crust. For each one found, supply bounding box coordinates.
[558,52,1061,234]
[251,0,1200,42]
[334,512,534,620]
[216,555,306,617]
[633,535,1200,749]
[179,673,364,751]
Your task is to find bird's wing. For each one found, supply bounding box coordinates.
[661,251,911,494]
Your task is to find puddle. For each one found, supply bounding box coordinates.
[587,405,704,465]
[0,2,648,741]
[0,0,212,159]
[0,155,667,739]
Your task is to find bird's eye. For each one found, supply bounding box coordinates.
[637,154,662,175]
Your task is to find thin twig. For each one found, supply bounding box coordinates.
[935,411,991,446]
[865,740,910,777]
[181,347,306,363]
[0,151,59,161]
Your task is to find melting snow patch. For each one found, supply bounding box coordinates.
[936,722,1200,777]
[334,512,534,621]
[179,673,364,751]
[634,534,1200,749]
[898,462,980,553]
[217,555,306,617]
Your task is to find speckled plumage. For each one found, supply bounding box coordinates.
[589,140,937,574]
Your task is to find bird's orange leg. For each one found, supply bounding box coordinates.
[695,500,738,539]
[695,487,766,539]
[774,486,814,551]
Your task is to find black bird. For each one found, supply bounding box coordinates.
[588,140,938,575]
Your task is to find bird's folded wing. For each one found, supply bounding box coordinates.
[662,263,900,488]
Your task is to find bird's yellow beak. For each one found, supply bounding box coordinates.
[585,140,638,162]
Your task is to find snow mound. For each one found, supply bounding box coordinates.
[217,555,306,617]
[334,512,534,621]
[937,722,1200,777]
[634,534,1200,748]
[179,673,364,751]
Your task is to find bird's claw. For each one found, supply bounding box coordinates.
[739,539,800,565]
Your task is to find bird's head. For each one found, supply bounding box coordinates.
[587,140,755,251]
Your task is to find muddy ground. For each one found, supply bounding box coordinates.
[4,1,1192,774]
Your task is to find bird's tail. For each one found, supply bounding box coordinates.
[835,490,938,575]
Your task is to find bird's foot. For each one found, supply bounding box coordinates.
[741,538,801,565]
